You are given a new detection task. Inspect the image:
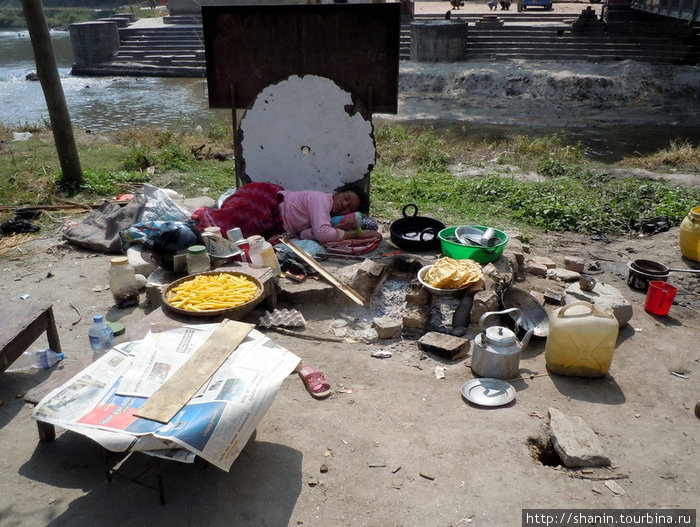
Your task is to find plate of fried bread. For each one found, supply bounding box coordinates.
[417,257,484,296]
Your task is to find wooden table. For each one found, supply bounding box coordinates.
[0,301,62,375]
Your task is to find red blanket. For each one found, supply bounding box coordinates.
[191,182,285,239]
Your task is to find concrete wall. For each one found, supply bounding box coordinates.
[410,19,468,62]
[69,21,120,67]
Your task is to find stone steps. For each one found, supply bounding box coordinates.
[76,11,695,78]
[402,12,697,63]
[109,25,207,75]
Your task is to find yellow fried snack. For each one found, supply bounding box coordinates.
[424,258,460,288]
[166,273,259,311]
[424,257,483,290]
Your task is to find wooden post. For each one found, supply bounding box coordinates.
[22,0,83,189]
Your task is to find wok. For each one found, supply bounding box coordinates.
[390,204,445,252]
[500,286,549,338]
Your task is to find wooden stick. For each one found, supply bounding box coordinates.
[280,236,366,306]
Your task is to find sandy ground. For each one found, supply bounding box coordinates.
[1,3,699,526]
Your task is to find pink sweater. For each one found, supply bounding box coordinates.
[278,190,344,243]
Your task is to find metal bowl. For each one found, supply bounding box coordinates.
[417,265,469,297]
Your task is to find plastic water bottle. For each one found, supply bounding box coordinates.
[6,349,65,372]
[89,314,115,351]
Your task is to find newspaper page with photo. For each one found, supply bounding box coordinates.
[32,323,301,471]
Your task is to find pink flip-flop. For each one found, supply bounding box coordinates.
[298,366,331,399]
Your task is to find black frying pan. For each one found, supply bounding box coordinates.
[389,204,445,252]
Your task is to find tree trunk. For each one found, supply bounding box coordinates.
[22,0,83,189]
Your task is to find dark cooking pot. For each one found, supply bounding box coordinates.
[390,204,445,252]
[627,258,700,291]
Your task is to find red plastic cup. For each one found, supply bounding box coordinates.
[644,281,677,316]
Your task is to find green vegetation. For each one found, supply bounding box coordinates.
[0,7,112,29]
[1,123,698,238]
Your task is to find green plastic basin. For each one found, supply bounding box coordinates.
[438,226,509,263]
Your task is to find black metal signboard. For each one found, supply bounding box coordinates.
[202,3,400,114]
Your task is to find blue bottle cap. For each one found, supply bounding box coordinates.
[93,314,104,323]
[57,352,65,360]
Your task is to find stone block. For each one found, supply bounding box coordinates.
[403,305,430,329]
[565,281,633,327]
[350,327,379,343]
[563,256,585,273]
[470,290,500,324]
[526,262,548,277]
[530,255,556,268]
[373,316,403,339]
[278,278,336,304]
[334,259,385,301]
[405,280,430,306]
[418,331,470,360]
[544,288,565,305]
[549,407,611,468]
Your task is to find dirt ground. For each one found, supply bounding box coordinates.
[1,2,699,526]
[1,213,699,527]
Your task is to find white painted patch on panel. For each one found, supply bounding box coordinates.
[238,74,375,193]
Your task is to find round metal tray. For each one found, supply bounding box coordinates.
[163,271,263,317]
[461,378,516,407]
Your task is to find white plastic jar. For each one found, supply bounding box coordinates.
[109,256,140,308]
[247,235,280,274]
[186,244,211,274]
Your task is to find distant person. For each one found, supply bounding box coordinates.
[500,0,512,9]
[487,0,498,9]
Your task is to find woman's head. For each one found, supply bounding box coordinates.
[332,184,370,216]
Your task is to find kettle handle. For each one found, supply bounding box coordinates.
[557,301,594,318]
[479,308,523,332]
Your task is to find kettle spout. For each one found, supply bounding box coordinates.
[519,328,534,351]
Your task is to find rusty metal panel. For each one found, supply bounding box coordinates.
[202,3,400,113]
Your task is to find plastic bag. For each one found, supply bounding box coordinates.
[138,184,191,223]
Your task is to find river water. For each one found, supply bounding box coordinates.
[1,29,698,162]
[0,30,230,131]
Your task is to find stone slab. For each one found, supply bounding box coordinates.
[565,281,633,327]
[549,407,611,468]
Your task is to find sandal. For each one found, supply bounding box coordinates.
[298,366,331,399]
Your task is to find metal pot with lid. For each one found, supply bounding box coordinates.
[471,308,534,380]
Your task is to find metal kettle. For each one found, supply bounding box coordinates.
[471,308,534,380]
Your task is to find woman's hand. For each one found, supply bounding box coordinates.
[360,229,382,239]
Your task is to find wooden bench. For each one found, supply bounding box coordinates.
[0,301,62,374]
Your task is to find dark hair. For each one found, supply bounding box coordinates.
[335,183,370,214]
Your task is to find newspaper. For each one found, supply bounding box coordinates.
[32,323,301,472]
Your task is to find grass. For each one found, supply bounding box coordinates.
[616,139,700,172]
[1,122,698,238]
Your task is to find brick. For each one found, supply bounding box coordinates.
[563,256,585,273]
[373,316,403,339]
[418,332,470,360]
[526,261,548,277]
[403,305,430,329]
